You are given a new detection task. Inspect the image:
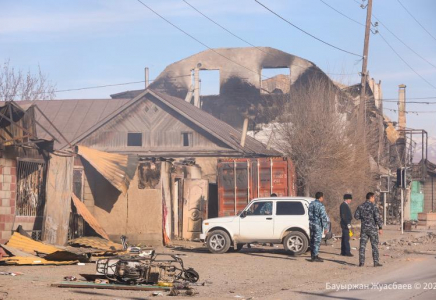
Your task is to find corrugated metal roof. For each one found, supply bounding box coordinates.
[6,232,62,255]
[77,146,137,194]
[68,237,124,251]
[72,90,280,157]
[14,99,130,149]
[72,192,110,238]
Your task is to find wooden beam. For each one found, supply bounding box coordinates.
[0,111,35,138]
[9,102,60,143]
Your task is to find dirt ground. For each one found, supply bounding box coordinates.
[1,225,435,300]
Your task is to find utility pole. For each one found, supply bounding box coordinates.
[359,0,373,141]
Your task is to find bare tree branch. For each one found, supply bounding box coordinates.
[0,59,56,101]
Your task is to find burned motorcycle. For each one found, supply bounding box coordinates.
[96,251,199,285]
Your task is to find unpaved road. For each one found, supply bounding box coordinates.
[0,226,435,300]
[297,255,436,300]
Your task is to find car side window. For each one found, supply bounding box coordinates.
[246,201,273,216]
[276,201,305,215]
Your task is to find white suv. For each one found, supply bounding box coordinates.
[200,197,331,255]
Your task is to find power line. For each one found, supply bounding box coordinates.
[135,0,268,79]
[254,0,363,57]
[332,0,436,70]
[183,0,355,76]
[397,0,436,43]
[372,15,436,70]
[378,32,436,90]
[7,75,192,99]
[382,100,436,104]
[383,107,436,114]
[319,0,365,27]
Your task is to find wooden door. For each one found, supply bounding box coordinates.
[182,179,208,240]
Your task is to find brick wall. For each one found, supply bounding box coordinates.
[0,158,17,244]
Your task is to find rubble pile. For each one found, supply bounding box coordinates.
[381,232,436,251]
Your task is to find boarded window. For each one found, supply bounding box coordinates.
[138,162,161,189]
[182,132,193,147]
[127,132,142,146]
[199,70,220,95]
[276,201,305,215]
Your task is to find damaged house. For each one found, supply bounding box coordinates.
[19,89,285,245]
[113,46,403,221]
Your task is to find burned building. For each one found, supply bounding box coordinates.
[20,89,282,245]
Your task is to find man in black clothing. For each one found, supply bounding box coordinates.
[340,194,353,256]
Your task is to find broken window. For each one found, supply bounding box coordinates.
[73,168,84,201]
[138,162,161,189]
[127,132,142,147]
[199,70,220,95]
[16,160,46,216]
[261,68,290,94]
[181,132,193,147]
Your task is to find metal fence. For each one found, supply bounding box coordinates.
[16,159,47,216]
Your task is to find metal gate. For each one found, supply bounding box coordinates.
[16,159,47,217]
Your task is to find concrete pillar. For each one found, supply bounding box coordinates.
[194,67,200,108]
[240,118,249,148]
[398,84,406,138]
[145,67,149,89]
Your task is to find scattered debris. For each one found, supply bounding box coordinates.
[68,236,124,252]
[0,272,23,276]
[52,281,170,291]
[63,276,77,281]
[95,251,199,285]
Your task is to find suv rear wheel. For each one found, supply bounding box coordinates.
[207,230,231,254]
[283,231,308,255]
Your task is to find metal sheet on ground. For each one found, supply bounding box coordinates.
[51,281,171,291]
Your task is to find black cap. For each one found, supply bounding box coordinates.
[344,194,353,200]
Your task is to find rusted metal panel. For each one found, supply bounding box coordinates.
[6,232,63,254]
[77,146,137,194]
[67,236,123,251]
[42,154,74,246]
[218,157,297,217]
[71,193,110,240]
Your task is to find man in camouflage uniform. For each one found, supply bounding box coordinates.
[308,192,328,262]
[354,192,383,267]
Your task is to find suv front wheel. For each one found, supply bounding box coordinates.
[283,231,308,255]
[207,230,231,254]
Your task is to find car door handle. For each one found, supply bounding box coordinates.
[266,217,273,220]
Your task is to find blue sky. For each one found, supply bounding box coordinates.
[1,0,435,138]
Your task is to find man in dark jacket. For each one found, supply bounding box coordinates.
[340,194,353,256]
[354,192,383,267]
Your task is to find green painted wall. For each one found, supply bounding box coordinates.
[410,181,424,220]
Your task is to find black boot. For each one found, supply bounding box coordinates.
[359,262,364,267]
[374,262,383,267]
[315,255,324,262]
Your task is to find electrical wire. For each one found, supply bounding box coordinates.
[7,74,192,98]
[330,0,436,70]
[135,0,269,79]
[254,0,362,57]
[378,32,436,90]
[397,0,436,43]
[183,0,356,76]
